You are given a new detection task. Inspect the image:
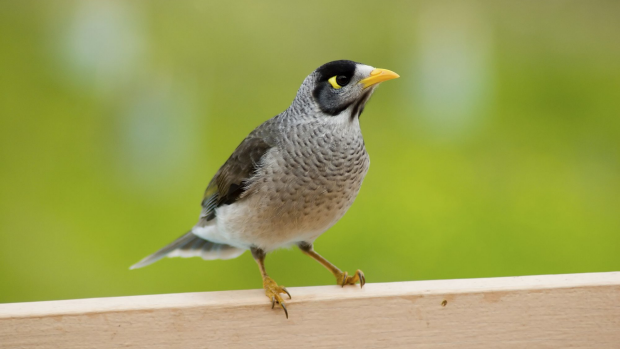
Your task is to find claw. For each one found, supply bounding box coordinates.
[358,270,366,288]
[280,302,289,319]
[282,287,292,299]
[337,269,366,287]
[263,276,291,319]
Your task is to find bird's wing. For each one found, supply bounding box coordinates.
[200,120,279,221]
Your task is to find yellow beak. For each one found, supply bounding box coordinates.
[359,68,400,88]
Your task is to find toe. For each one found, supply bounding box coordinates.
[340,271,349,287]
[263,278,291,319]
[337,269,366,287]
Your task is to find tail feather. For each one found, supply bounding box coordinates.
[130,231,245,270]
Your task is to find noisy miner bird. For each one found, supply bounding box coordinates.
[131,60,399,318]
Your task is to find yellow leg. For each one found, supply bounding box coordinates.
[251,247,291,319]
[298,242,366,288]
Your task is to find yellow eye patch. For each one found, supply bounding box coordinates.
[328,76,342,89]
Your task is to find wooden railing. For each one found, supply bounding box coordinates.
[1,272,619,348]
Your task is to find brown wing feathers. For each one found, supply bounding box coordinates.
[201,126,277,221]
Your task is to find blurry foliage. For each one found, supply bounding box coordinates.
[1,0,619,303]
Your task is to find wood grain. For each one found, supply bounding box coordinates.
[1,272,619,348]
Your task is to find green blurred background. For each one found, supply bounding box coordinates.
[1,0,619,304]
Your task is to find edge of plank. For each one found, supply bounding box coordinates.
[2,271,619,319]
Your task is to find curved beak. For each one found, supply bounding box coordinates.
[359,68,400,89]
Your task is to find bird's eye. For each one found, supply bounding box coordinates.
[328,75,350,89]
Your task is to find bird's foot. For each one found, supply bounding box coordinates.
[336,269,366,288]
[263,276,291,319]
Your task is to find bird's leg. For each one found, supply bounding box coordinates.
[250,247,291,319]
[298,242,365,288]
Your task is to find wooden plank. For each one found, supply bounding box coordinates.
[1,272,619,348]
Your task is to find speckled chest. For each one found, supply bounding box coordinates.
[241,117,370,246]
[279,120,369,211]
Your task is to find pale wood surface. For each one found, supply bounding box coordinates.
[1,272,619,348]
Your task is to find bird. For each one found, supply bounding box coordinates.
[130,60,399,318]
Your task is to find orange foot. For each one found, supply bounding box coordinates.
[263,276,291,319]
[336,269,366,288]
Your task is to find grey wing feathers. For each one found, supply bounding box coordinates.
[167,236,245,260]
[129,232,245,269]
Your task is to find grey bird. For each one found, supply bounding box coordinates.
[131,60,399,318]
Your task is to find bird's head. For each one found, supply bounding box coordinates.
[296,60,399,118]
